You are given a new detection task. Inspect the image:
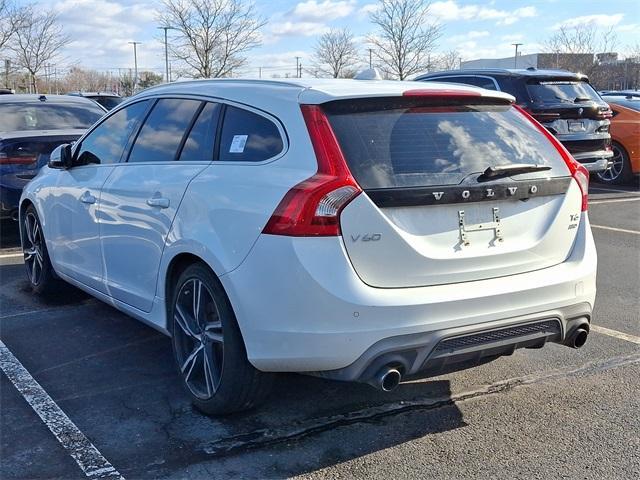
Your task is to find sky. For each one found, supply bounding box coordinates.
[15,0,640,78]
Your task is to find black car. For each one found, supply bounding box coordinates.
[0,94,105,220]
[67,92,124,110]
[416,68,613,173]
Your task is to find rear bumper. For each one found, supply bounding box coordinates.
[310,304,590,383]
[221,214,596,374]
[570,150,614,172]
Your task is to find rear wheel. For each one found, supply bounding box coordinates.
[597,142,633,185]
[21,205,59,294]
[169,263,273,415]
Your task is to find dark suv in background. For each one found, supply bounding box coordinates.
[416,69,613,173]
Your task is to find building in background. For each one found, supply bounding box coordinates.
[461,52,639,91]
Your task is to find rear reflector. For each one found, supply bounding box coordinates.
[262,105,361,236]
[515,105,589,211]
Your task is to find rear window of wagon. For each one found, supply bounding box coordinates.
[323,97,569,189]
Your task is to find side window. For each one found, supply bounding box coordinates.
[219,105,283,162]
[179,102,221,162]
[75,100,149,165]
[128,99,202,163]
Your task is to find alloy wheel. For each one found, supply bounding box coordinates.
[23,212,44,286]
[173,278,224,400]
[597,145,624,182]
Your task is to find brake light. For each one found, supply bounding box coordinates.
[403,89,482,98]
[262,105,361,236]
[596,108,613,119]
[0,154,37,165]
[515,105,589,211]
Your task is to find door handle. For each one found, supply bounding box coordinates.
[146,197,170,208]
[80,191,96,204]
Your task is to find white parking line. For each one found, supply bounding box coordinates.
[591,325,640,345]
[0,340,124,479]
[590,186,640,194]
[0,252,23,259]
[590,197,640,205]
[591,224,640,235]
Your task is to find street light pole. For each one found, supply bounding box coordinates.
[158,26,175,83]
[512,43,523,68]
[129,41,141,91]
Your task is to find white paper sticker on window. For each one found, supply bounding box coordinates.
[229,134,248,153]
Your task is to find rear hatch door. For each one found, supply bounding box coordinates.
[326,96,583,288]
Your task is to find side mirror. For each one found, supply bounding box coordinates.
[48,144,73,169]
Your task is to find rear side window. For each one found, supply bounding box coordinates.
[219,105,283,162]
[526,80,601,104]
[128,99,202,163]
[179,102,221,161]
[325,98,569,189]
[75,100,149,165]
[430,76,497,90]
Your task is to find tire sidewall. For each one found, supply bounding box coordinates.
[21,205,55,294]
[169,263,252,413]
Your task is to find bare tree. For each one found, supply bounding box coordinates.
[312,28,360,78]
[367,0,441,80]
[159,0,266,78]
[435,49,460,71]
[0,0,24,52]
[543,24,618,75]
[9,7,69,92]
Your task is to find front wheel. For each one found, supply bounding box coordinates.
[169,263,273,415]
[597,142,634,185]
[21,205,60,294]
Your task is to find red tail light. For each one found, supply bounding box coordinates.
[515,105,589,211]
[262,104,361,236]
[0,154,37,165]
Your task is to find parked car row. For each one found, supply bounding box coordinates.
[18,78,596,414]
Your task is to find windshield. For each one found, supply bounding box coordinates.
[0,102,104,131]
[324,98,568,189]
[526,80,601,104]
[607,98,640,112]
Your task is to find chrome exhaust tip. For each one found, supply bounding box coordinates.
[369,367,402,392]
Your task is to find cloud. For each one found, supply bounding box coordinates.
[552,14,624,29]
[291,0,356,22]
[430,1,537,25]
[50,0,162,70]
[270,21,330,38]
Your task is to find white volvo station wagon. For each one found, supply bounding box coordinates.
[20,79,597,414]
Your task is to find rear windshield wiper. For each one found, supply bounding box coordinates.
[478,164,551,181]
[574,97,592,103]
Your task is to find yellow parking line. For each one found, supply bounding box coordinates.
[591,224,640,235]
[591,325,640,345]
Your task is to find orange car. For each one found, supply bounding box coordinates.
[597,95,640,184]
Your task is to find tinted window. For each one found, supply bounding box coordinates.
[75,100,149,165]
[325,98,568,189]
[526,80,601,104]
[0,102,104,131]
[92,96,124,110]
[219,106,283,162]
[180,102,220,161]
[128,99,201,163]
[431,76,497,90]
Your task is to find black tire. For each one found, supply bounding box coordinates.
[169,262,274,415]
[20,205,60,295]
[596,142,634,185]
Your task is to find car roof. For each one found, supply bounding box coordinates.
[417,68,588,81]
[68,92,120,98]
[0,94,106,107]
[134,78,515,106]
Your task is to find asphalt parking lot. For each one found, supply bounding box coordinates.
[1,182,639,480]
